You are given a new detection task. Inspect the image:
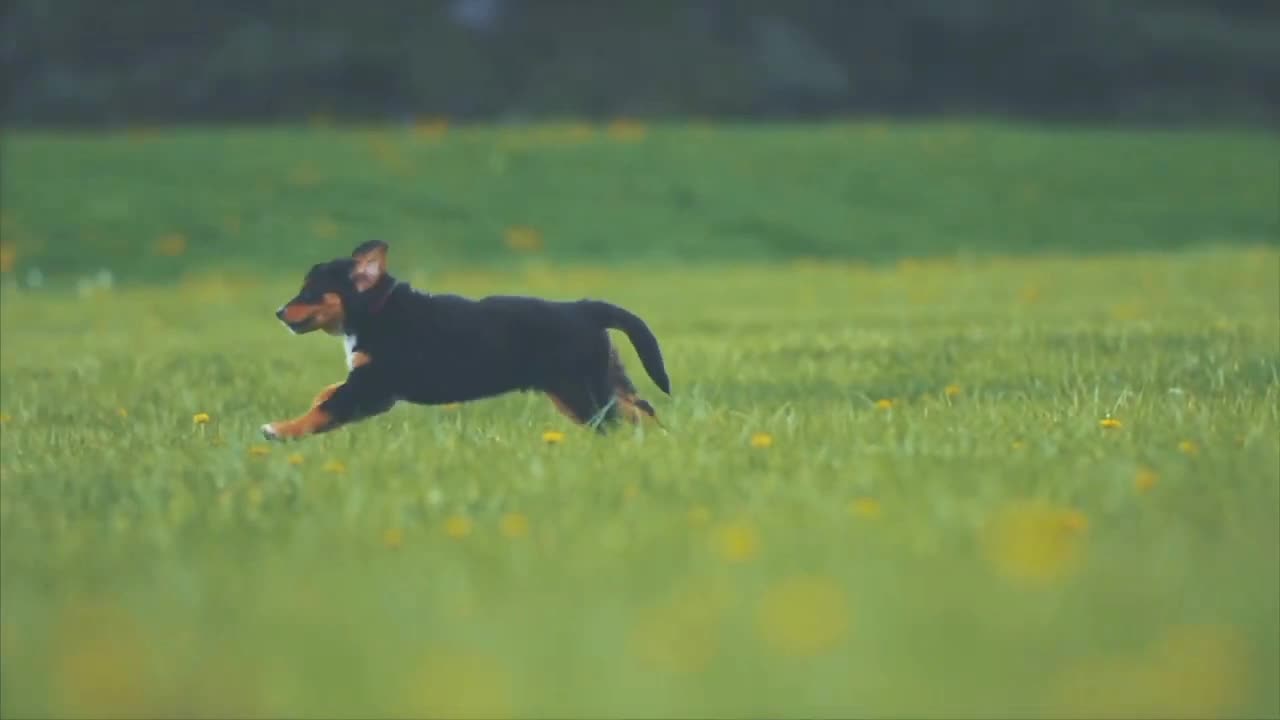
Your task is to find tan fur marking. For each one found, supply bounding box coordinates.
[311,382,342,408]
[266,406,334,439]
[350,351,371,369]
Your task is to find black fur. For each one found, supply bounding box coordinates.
[264,241,670,439]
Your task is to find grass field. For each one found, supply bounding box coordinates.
[1,123,1279,718]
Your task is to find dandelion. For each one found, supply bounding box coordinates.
[982,501,1089,587]
[755,575,850,659]
[192,412,210,425]
[749,432,774,449]
[443,515,472,539]
[154,233,187,257]
[504,225,543,253]
[875,398,895,410]
[383,527,404,549]
[1011,439,1026,450]
[116,408,128,418]
[1099,417,1122,430]
[713,522,759,563]
[848,497,881,519]
[0,243,15,273]
[1178,439,1200,456]
[287,453,304,466]
[1135,467,1158,493]
[1018,285,1042,304]
[500,512,529,539]
[542,430,565,445]
[944,384,962,398]
[0,413,10,423]
[323,459,346,474]
[248,445,270,457]
[607,118,648,142]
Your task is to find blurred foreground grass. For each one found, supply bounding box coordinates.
[1,248,1277,717]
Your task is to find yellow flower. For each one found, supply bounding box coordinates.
[755,575,850,659]
[402,651,514,719]
[192,412,211,425]
[383,527,404,549]
[248,445,271,457]
[0,413,10,423]
[687,506,711,528]
[443,515,472,539]
[116,408,128,418]
[413,117,450,140]
[504,225,543,253]
[1134,467,1158,493]
[982,502,1089,587]
[713,522,759,563]
[0,243,15,273]
[246,485,264,508]
[607,118,648,142]
[1178,439,1200,456]
[875,398,895,410]
[623,484,640,501]
[323,459,346,474]
[542,430,565,445]
[944,384,962,398]
[1099,417,1122,429]
[749,432,774,449]
[848,497,881,519]
[154,232,187,257]
[500,512,529,539]
[287,453,304,466]
[1011,439,1026,450]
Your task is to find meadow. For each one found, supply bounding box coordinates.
[1,122,1278,718]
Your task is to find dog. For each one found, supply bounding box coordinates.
[260,240,670,440]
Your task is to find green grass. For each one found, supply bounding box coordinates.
[1,123,1279,718]
[1,121,1276,282]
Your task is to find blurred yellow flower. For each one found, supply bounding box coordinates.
[0,413,10,423]
[1178,439,1200,456]
[713,522,759,563]
[116,407,128,418]
[1099,417,1122,429]
[500,512,529,539]
[0,243,15,273]
[1018,284,1042,304]
[246,485,264,508]
[944,384,962,398]
[248,445,270,457]
[402,651,514,719]
[628,579,729,674]
[749,432,774,449]
[192,412,211,425]
[413,117,450,139]
[444,515,472,539]
[607,118,649,142]
[323,459,346,474]
[287,453,304,466]
[1011,439,1026,450]
[982,501,1089,587]
[383,527,404,549]
[1134,467,1158,493]
[623,484,640,501]
[504,225,543,253]
[542,429,565,445]
[154,232,188,257]
[755,575,850,659]
[848,497,881,519]
[52,602,150,717]
[875,398,895,410]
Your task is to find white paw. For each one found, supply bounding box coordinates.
[261,423,281,441]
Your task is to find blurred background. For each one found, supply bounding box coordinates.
[5,0,1279,128]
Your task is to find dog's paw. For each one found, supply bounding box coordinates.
[260,423,282,441]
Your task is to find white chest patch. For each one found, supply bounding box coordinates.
[343,334,358,370]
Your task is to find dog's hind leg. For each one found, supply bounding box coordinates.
[547,375,617,433]
[607,343,660,426]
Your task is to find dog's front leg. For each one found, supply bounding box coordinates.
[261,369,395,441]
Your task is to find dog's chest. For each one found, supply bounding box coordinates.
[342,334,358,370]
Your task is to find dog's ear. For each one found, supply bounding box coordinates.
[350,240,388,292]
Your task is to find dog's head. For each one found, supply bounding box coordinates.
[274,240,390,335]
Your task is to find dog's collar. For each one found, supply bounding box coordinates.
[368,281,399,315]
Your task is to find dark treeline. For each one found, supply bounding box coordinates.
[3,0,1278,127]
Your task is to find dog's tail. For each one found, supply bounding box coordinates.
[585,301,671,395]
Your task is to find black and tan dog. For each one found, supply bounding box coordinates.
[261,240,670,440]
